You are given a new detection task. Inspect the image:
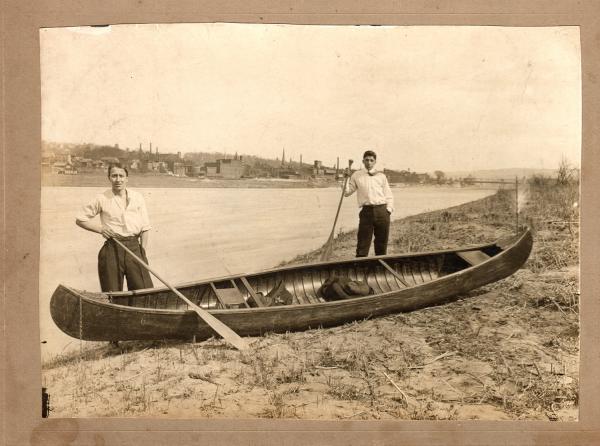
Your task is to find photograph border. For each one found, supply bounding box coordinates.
[3,1,600,444]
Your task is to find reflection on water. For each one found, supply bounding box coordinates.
[40,185,494,359]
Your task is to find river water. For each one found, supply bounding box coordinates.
[40,185,495,360]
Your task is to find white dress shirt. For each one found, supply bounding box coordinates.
[76,189,151,237]
[345,169,394,213]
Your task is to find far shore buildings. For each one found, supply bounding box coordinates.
[43,142,372,182]
[170,161,197,177]
[384,168,430,184]
[204,156,245,179]
[41,142,485,188]
[312,160,337,179]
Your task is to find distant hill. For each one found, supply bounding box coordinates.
[41,141,315,169]
[441,168,559,181]
[43,141,562,181]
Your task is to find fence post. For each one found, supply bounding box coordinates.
[515,176,519,235]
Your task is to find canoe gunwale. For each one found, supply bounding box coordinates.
[102,240,502,297]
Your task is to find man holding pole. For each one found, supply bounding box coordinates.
[344,150,394,257]
[76,163,154,292]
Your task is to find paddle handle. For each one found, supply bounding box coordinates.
[329,176,350,238]
[321,160,353,261]
[110,237,249,351]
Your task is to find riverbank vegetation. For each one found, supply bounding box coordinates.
[42,177,579,420]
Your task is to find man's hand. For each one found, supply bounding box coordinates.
[100,227,119,239]
[76,219,117,240]
[344,167,351,178]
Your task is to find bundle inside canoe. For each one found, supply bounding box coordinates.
[50,229,533,342]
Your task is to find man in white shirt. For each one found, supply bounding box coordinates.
[344,150,394,257]
[76,163,153,291]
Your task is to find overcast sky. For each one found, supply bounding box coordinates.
[40,24,581,172]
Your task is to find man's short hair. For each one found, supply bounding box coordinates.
[363,150,377,160]
[107,163,129,177]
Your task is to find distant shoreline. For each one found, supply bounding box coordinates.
[41,171,336,189]
[41,171,500,190]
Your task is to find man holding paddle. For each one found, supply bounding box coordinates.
[344,150,394,257]
[76,163,154,292]
[74,163,249,351]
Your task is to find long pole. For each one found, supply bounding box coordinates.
[111,237,249,351]
[321,159,353,261]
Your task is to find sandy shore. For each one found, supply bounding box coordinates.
[42,185,579,420]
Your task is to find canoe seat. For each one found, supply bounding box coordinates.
[457,250,490,266]
[210,282,249,309]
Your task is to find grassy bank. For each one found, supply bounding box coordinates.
[42,181,579,420]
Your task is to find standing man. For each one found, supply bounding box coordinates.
[76,163,154,292]
[344,150,394,257]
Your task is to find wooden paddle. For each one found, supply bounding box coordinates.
[110,237,249,351]
[321,159,353,261]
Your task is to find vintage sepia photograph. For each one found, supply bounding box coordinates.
[39,23,580,420]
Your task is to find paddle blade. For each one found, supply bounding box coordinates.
[320,237,334,261]
[193,308,250,351]
[110,236,249,351]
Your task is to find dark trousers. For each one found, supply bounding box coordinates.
[98,237,154,292]
[356,205,391,257]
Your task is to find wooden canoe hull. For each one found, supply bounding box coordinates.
[50,230,532,342]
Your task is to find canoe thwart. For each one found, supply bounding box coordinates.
[239,277,266,307]
[378,259,409,287]
[457,250,491,266]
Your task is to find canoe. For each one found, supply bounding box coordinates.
[50,229,533,342]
